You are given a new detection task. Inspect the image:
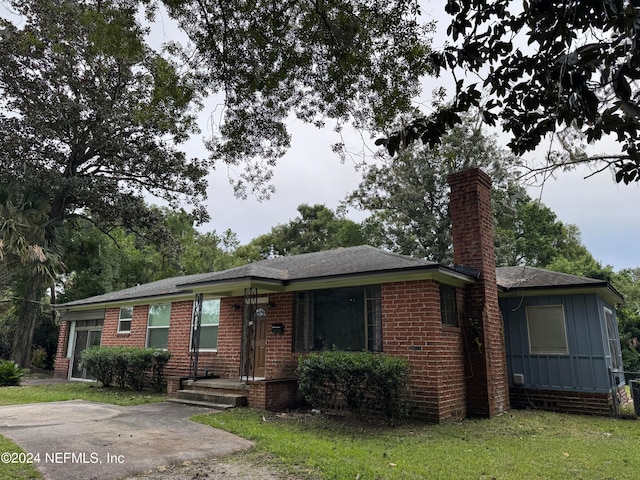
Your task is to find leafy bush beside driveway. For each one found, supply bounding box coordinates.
[80,346,171,391]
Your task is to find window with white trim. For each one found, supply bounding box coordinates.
[118,307,133,333]
[526,305,569,355]
[193,299,220,351]
[604,307,622,370]
[146,303,171,349]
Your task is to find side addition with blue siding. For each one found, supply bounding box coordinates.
[501,293,623,394]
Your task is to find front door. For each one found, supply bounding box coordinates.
[253,306,267,377]
[70,328,102,380]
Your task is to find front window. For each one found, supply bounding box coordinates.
[147,303,171,349]
[526,305,568,355]
[294,285,382,352]
[118,307,132,333]
[193,299,220,351]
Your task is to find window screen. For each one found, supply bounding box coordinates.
[526,305,568,355]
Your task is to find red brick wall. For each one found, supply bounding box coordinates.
[101,306,149,348]
[448,168,509,417]
[382,279,466,422]
[263,292,298,379]
[246,379,300,411]
[165,300,195,377]
[206,296,243,378]
[53,320,70,378]
[510,386,628,416]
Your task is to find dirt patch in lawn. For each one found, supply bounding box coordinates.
[122,452,317,480]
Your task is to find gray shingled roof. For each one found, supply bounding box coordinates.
[59,272,214,308]
[495,266,623,302]
[179,245,442,286]
[59,246,449,308]
[58,248,623,309]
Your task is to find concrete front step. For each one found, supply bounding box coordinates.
[166,397,235,410]
[175,389,248,408]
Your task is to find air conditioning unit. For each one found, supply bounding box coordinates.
[512,373,525,386]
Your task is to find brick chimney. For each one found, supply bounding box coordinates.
[447,168,509,417]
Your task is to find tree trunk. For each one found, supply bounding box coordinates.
[10,275,45,368]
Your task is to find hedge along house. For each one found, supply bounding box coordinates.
[52,169,624,421]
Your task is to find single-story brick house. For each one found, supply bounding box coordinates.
[52,169,626,421]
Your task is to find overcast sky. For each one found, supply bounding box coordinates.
[5,3,638,272]
[170,7,640,273]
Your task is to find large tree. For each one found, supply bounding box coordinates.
[158,0,434,198]
[0,0,209,366]
[380,0,640,184]
[60,211,243,303]
[157,0,640,189]
[235,204,367,261]
[348,115,528,263]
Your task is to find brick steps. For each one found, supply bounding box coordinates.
[168,379,248,410]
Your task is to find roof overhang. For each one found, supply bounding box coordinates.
[53,291,200,312]
[281,266,476,291]
[56,265,477,312]
[498,283,624,306]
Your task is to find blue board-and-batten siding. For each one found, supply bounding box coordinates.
[500,293,621,394]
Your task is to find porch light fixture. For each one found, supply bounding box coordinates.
[268,302,276,309]
[232,304,242,310]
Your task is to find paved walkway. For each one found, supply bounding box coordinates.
[0,400,253,479]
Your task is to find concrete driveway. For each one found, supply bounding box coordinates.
[0,400,253,480]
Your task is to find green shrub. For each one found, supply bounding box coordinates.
[79,346,116,387]
[151,350,172,392]
[124,348,153,390]
[80,346,171,391]
[297,351,410,424]
[0,359,28,386]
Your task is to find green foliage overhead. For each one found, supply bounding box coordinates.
[0,0,208,228]
[380,0,640,185]
[159,0,434,198]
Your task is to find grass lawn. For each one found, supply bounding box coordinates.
[195,408,640,480]
[0,381,165,480]
[0,382,165,406]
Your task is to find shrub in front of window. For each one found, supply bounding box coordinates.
[297,351,410,424]
[80,346,171,391]
[0,359,28,386]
